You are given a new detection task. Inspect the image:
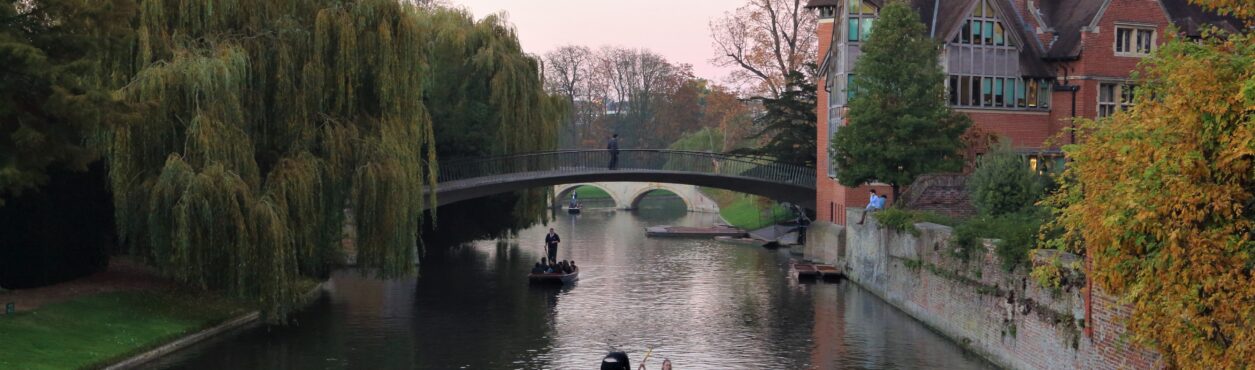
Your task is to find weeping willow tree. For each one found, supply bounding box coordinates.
[423,10,566,232]
[94,0,460,319]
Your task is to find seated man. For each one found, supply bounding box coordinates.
[856,189,886,225]
[531,262,544,274]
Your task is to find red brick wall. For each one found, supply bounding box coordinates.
[1058,0,1172,121]
[1085,288,1164,369]
[961,110,1057,149]
[816,18,838,223]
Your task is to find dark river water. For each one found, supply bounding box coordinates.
[145,199,995,370]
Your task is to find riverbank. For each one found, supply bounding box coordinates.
[701,188,792,230]
[0,258,253,370]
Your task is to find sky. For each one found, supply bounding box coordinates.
[449,0,744,82]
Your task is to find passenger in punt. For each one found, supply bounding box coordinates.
[531,262,544,274]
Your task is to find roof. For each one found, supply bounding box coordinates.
[1038,0,1107,59]
[1159,0,1247,36]
[805,0,839,8]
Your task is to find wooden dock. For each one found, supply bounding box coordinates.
[646,225,747,238]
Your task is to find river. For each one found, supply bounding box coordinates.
[144,197,995,369]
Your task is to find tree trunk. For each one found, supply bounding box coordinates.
[891,184,901,206]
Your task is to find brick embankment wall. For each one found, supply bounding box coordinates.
[803,212,1160,369]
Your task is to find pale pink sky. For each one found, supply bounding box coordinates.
[450,0,743,82]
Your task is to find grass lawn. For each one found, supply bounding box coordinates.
[715,193,793,230]
[571,185,612,200]
[0,290,248,370]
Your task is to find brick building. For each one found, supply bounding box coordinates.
[807,0,1244,224]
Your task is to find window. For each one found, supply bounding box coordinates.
[954,0,1015,47]
[948,75,1048,109]
[1115,26,1155,55]
[819,6,836,18]
[845,74,857,101]
[994,78,1004,106]
[1098,82,1136,117]
[847,0,876,42]
[982,77,993,106]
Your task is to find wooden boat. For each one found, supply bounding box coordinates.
[567,205,582,214]
[815,264,843,280]
[794,263,819,279]
[646,225,747,238]
[714,236,765,247]
[529,267,579,284]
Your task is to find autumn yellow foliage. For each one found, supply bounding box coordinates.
[1043,29,1254,366]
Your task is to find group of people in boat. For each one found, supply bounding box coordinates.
[531,257,576,274]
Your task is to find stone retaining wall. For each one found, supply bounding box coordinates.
[803,211,1160,369]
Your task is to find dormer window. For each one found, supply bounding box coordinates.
[847,0,876,42]
[952,0,1015,47]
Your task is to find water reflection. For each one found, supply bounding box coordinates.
[146,196,993,370]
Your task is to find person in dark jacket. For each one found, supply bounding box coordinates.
[607,134,620,170]
[531,262,544,274]
[544,228,560,262]
[601,351,630,370]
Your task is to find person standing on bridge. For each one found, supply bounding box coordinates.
[607,134,620,170]
[545,228,561,262]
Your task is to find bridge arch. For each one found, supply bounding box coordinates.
[554,183,622,208]
[625,184,692,211]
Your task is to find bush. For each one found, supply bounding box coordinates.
[873,208,956,236]
[952,209,1047,270]
[967,145,1050,216]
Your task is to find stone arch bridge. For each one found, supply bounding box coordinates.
[429,149,815,209]
[554,182,720,212]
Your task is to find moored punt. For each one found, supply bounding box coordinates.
[528,267,579,285]
[793,263,819,279]
[815,264,843,280]
[567,205,582,214]
[714,236,766,247]
[646,225,747,238]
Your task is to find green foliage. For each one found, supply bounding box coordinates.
[968,145,1050,216]
[953,210,1046,270]
[730,67,818,166]
[1043,30,1255,365]
[0,290,247,370]
[669,127,727,153]
[0,0,136,205]
[64,0,564,319]
[872,208,954,236]
[571,186,612,200]
[830,1,970,198]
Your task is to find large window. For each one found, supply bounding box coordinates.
[952,0,1015,47]
[948,75,1051,109]
[847,0,876,42]
[1115,26,1155,56]
[1098,82,1136,117]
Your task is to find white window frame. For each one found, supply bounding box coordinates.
[1114,25,1156,57]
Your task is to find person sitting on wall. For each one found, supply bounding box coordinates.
[856,189,886,225]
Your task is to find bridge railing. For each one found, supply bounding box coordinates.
[436,149,815,188]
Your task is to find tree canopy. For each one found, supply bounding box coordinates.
[829,0,969,198]
[0,0,567,319]
[730,68,817,166]
[1042,29,1254,366]
[0,0,134,206]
